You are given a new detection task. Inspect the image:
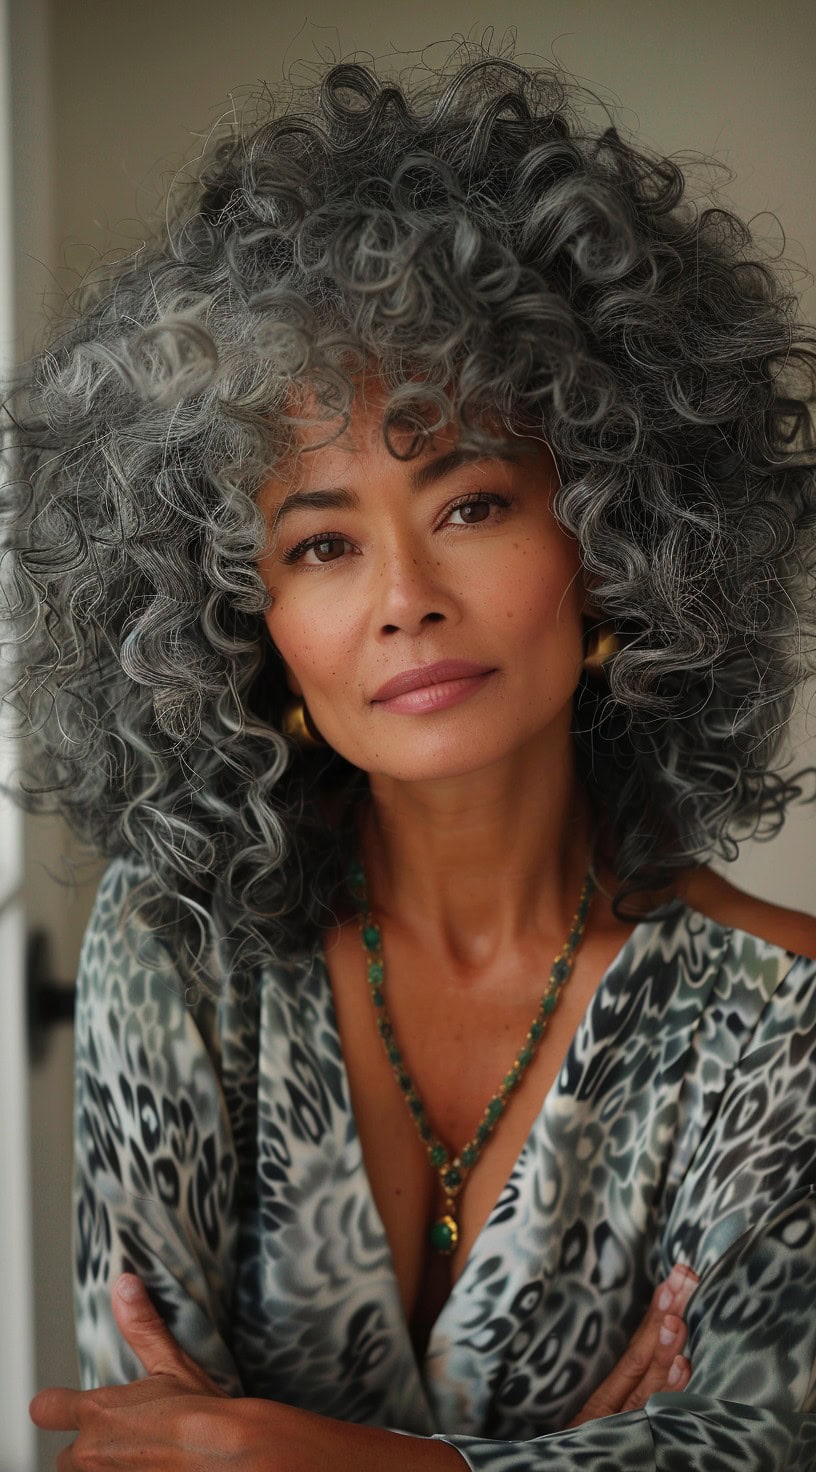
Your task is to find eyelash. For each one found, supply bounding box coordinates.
[279,491,514,566]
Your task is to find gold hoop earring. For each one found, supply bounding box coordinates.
[281,696,327,748]
[582,622,621,679]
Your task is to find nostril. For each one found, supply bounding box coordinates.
[381,610,446,634]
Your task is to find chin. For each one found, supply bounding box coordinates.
[356,734,530,785]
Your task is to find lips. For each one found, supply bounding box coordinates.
[371,660,496,702]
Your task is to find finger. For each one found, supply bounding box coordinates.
[621,1351,693,1413]
[112,1274,225,1394]
[567,1265,701,1427]
[619,1313,689,1411]
[56,1442,76,1472]
[29,1387,82,1432]
[596,1300,674,1400]
[666,1265,699,1317]
[629,1351,692,1402]
[112,1274,199,1381]
[668,1353,692,1392]
[568,1271,694,1425]
[655,1262,699,1316]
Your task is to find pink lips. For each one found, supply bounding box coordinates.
[371,660,496,703]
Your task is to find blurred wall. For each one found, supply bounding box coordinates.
[18,3,816,1467]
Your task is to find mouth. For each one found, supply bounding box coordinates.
[370,660,497,714]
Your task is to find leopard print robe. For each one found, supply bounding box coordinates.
[73,854,816,1469]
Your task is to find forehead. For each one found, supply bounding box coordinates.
[267,378,552,493]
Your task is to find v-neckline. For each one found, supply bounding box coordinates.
[314,892,697,1376]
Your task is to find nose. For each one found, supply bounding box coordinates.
[374,540,456,637]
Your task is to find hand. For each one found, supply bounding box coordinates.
[28,1273,252,1470]
[568,1262,699,1426]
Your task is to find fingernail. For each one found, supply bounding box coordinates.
[659,1320,678,1345]
[657,1284,673,1311]
[674,1275,698,1307]
[668,1357,683,1386]
[116,1274,141,1302]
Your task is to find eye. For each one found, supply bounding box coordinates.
[445,492,512,526]
[306,536,349,563]
[280,534,354,565]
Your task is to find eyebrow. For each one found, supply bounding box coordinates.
[269,446,525,529]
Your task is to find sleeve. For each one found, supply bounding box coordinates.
[72,856,244,1395]
[428,952,816,1471]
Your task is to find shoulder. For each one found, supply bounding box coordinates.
[676,865,816,962]
[77,853,148,964]
[85,851,150,927]
[75,856,229,1078]
[77,852,198,1007]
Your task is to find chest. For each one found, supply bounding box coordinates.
[321,918,637,1360]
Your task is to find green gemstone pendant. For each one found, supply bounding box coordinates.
[347,855,597,1263]
[429,1214,459,1255]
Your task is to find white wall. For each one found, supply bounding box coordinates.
[16,5,816,1468]
[0,3,36,1467]
[10,5,96,1467]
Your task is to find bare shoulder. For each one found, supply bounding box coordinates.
[676,866,816,962]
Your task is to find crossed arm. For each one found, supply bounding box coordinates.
[32,1256,705,1470]
[32,1278,463,1470]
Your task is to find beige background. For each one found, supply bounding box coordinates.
[11,4,816,1469]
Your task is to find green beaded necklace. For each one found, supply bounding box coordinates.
[346,858,598,1256]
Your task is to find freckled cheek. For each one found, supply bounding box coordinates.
[267,602,364,702]
[482,553,579,642]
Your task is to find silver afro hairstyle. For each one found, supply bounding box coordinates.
[3,37,815,994]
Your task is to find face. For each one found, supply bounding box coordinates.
[258,381,596,785]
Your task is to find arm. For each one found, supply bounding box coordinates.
[72,854,243,1394]
[428,951,816,1470]
[37,1270,467,1469]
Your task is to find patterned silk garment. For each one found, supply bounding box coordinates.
[73,854,816,1470]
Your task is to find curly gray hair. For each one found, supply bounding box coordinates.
[3,39,815,992]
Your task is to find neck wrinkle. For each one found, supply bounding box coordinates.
[355,778,601,972]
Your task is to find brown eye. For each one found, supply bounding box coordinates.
[453,500,491,524]
[280,531,355,565]
[311,537,347,562]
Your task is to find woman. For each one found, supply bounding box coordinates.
[9,40,816,1470]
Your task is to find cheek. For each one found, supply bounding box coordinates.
[486,539,582,644]
[264,595,360,699]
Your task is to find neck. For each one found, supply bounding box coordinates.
[357,730,604,972]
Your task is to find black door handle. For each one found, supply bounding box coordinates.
[26,928,76,1066]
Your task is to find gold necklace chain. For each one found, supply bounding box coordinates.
[347,859,598,1255]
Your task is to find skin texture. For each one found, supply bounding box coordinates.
[257,377,611,969]
[258,383,588,791]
